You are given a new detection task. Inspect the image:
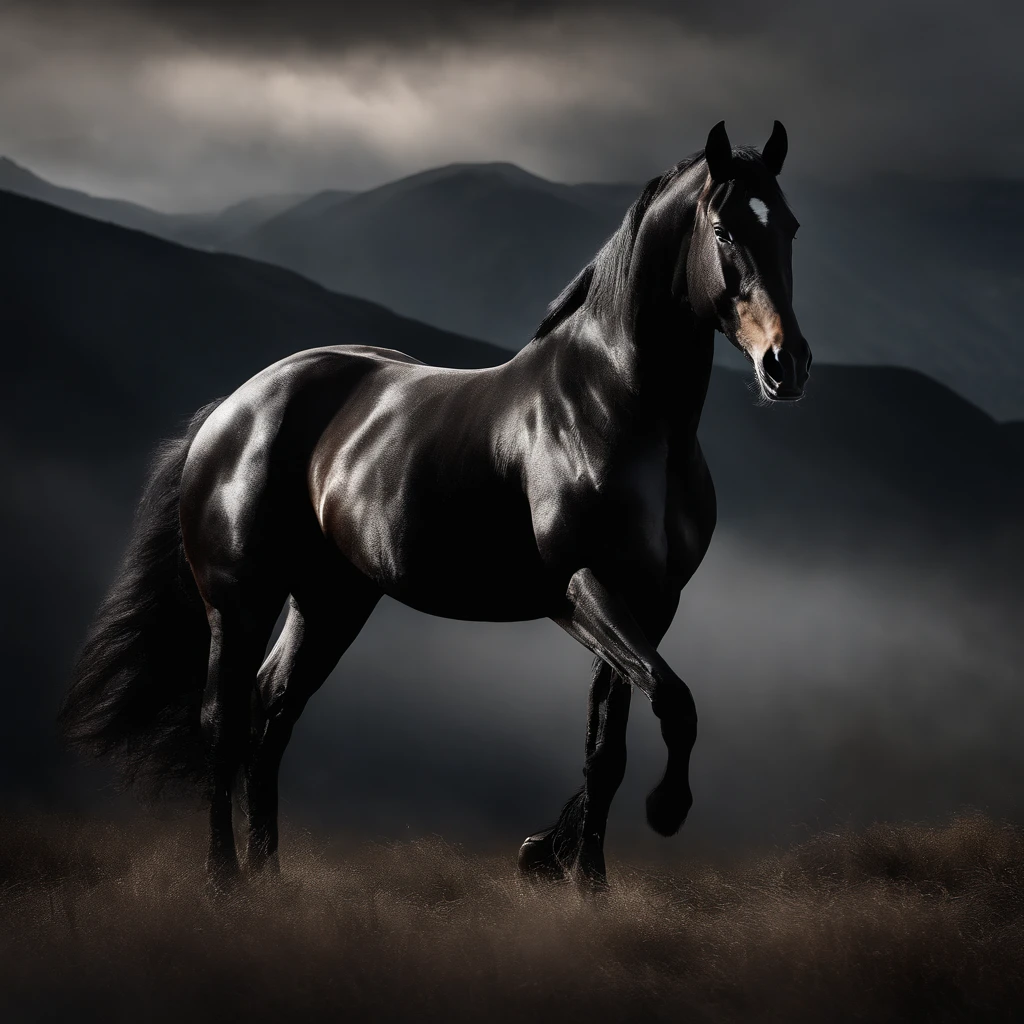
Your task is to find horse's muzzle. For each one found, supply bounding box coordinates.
[760,338,811,401]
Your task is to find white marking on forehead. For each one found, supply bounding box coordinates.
[749,197,769,226]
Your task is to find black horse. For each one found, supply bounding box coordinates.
[61,121,810,887]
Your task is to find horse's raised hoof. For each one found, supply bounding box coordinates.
[517,829,568,882]
[645,781,692,837]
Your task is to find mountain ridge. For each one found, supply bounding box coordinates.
[7,153,1020,417]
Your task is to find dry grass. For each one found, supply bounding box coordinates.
[2,813,1024,1023]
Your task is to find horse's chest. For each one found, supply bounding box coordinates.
[529,439,673,570]
[611,445,672,553]
[664,451,716,586]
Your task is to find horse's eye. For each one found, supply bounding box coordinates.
[714,224,733,244]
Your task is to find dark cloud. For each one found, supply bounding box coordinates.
[0,1,1021,209]
[7,0,1017,70]
[1,1,785,52]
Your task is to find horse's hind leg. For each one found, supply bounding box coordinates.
[202,584,283,888]
[518,659,631,885]
[246,574,380,872]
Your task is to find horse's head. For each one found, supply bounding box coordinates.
[677,120,812,401]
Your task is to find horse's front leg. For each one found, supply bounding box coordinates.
[555,568,697,838]
[518,658,631,885]
[577,662,633,879]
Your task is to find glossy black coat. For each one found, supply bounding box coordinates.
[71,122,812,887]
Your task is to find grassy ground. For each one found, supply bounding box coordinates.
[2,813,1023,1022]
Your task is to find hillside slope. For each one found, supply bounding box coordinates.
[229,163,629,349]
[0,157,311,249]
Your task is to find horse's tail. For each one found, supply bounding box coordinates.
[58,399,224,795]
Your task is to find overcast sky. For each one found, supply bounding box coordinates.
[2,1,1022,210]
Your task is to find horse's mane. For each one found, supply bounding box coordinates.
[531,146,781,342]
[531,152,704,342]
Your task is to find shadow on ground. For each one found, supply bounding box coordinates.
[2,813,1023,1022]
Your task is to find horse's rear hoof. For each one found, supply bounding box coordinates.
[645,782,692,837]
[517,829,567,882]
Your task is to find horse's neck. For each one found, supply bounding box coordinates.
[524,189,714,442]
[576,291,715,444]
[659,318,716,441]
[621,194,715,440]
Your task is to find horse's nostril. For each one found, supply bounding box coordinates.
[761,348,784,386]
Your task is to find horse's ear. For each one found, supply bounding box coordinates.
[761,120,788,176]
[704,121,733,183]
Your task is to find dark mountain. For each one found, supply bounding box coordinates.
[703,366,1022,563]
[228,163,632,350]
[246,188,358,233]
[0,155,182,238]
[171,192,313,249]
[790,175,1024,421]
[0,156,313,250]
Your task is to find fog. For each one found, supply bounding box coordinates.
[251,532,1018,858]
